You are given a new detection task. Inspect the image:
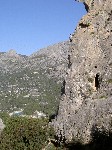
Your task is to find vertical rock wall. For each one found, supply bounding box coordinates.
[54,0,112,144]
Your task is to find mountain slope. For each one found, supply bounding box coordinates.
[0,41,69,116]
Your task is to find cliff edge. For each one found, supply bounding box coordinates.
[54,0,112,144]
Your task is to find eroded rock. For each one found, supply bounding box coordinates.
[54,0,112,144]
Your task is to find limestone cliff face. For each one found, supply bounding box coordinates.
[54,0,112,144]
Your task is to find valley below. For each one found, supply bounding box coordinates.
[0,41,69,118]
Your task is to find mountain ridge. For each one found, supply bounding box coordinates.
[0,41,69,117]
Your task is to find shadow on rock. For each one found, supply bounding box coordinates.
[64,126,112,150]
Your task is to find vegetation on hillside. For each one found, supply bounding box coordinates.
[0,42,68,117]
[0,67,61,116]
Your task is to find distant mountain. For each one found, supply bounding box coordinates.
[0,41,69,116]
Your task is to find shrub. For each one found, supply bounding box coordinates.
[88,77,94,83]
[107,79,112,83]
[0,117,55,150]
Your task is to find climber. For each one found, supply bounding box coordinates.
[69,34,72,42]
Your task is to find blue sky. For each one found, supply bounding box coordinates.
[0,0,86,55]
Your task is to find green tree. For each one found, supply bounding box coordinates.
[0,117,54,150]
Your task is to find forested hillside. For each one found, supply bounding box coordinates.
[0,41,69,117]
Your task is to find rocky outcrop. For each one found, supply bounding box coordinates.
[54,0,112,144]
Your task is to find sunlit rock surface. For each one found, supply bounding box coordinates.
[54,0,112,144]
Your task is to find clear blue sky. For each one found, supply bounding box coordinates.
[0,0,86,55]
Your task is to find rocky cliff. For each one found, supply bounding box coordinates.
[54,0,112,144]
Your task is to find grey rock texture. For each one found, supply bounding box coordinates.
[54,0,112,144]
[29,41,69,79]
